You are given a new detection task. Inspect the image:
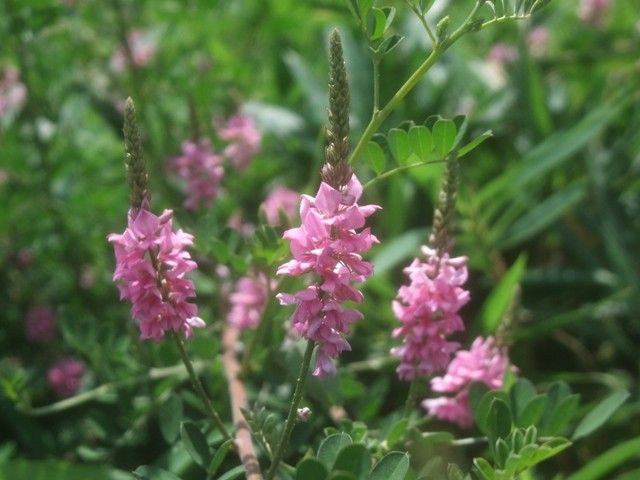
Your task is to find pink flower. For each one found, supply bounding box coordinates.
[422,336,511,428]
[527,27,549,58]
[108,206,205,341]
[24,305,56,343]
[579,0,611,26]
[488,43,518,64]
[169,139,224,210]
[391,246,470,381]
[110,30,157,72]
[0,67,27,118]
[48,357,85,398]
[277,174,380,376]
[260,186,299,226]
[217,113,261,170]
[228,274,271,330]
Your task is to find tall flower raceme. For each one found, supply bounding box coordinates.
[108,98,204,341]
[0,66,27,119]
[391,153,470,381]
[422,336,512,428]
[169,139,224,210]
[391,246,470,380]
[217,113,261,171]
[276,31,379,377]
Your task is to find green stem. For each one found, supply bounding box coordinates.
[363,158,446,190]
[266,340,315,480]
[172,332,232,440]
[348,1,485,167]
[407,1,436,45]
[372,58,381,113]
[403,379,420,419]
[24,362,206,416]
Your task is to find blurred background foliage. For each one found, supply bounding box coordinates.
[0,0,639,478]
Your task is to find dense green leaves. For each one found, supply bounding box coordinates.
[180,422,211,469]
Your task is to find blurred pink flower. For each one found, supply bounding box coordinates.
[48,357,85,398]
[108,206,204,341]
[527,26,550,58]
[391,246,470,381]
[260,186,299,226]
[110,30,157,72]
[169,139,224,210]
[422,336,511,428]
[579,0,611,26]
[24,305,56,343]
[0,67,27,118]
[228,274,272,330]
[277,174,379,376]
[217,113,261,170]
[488,43,519,64]
[227,212,255,237]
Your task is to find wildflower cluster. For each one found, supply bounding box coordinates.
[391,246,470,380]
[108,206,204,341]
[277,175,379,376]
[423,336,511,428]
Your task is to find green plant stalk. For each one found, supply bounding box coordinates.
[363,158,446,190]
[403,379,421,419]
[348,0,484,167]
[172,332,231,440]
[266,340,315,480]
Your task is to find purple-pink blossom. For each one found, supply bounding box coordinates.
[48,357,86,398]
[24,305,56,343]
[277,174,379,376]
[488,43,519,64]
[217,113,261,170]
[422,336,511,428]
[0,67,27,118]
[391,246,470,381]
[108,206,205,341]
[110,30,157,72]
[260,186,299,226]
[527,27,550,58]
[228,274,270,330]
[169,139,224,210]
[579,0,611,26]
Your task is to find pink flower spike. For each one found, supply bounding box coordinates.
[579,0,611,26]
[108,207,204,341]
[48,357,86,398]
[24,305,56,343]
[391,246,470,381]
[169,139,224,210]
[217,113,261,170]
[422,336,513,428]
[277,174,380,376]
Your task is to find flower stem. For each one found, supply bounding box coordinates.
[266,340,315,480]
[348,1,484,167]
[172,332,231,440]
[403,379,421,419]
